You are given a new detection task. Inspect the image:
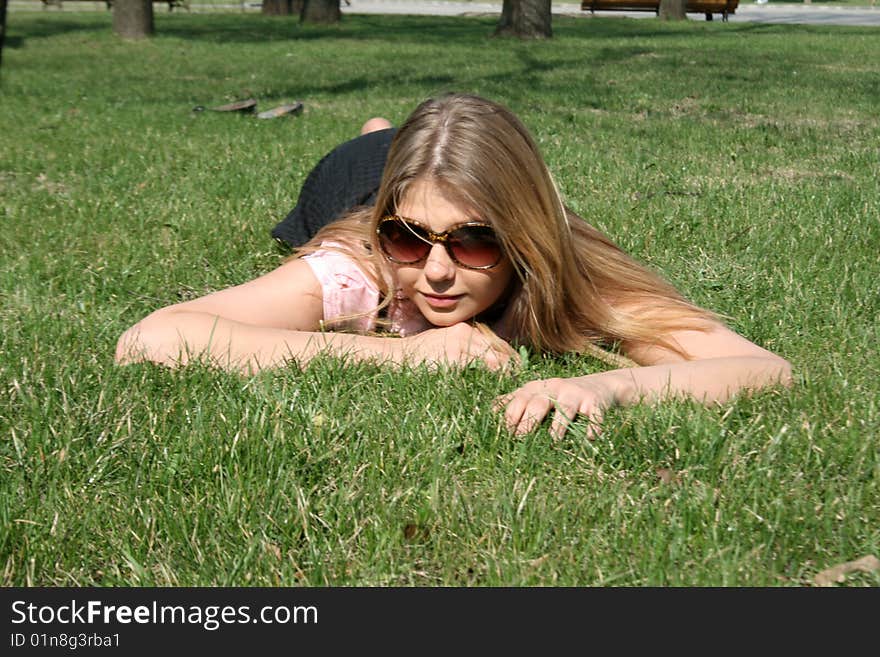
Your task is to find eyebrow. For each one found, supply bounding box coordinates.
[391,215,493,232]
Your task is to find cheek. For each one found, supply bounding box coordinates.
[392,266,418,291]
[472,267,514,306]
[492,261,515,293]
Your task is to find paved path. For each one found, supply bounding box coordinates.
[340,1,880,26]
[728,4,880,25]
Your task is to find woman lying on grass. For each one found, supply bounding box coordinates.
[116,93,791,438]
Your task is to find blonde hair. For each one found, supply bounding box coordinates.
[296,93,714,362]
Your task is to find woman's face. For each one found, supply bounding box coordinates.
[388,179,514,327]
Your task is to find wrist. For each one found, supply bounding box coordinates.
[342,332,406,365]
[602,368,640,407]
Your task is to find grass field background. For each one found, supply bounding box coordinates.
[1,12,878,586]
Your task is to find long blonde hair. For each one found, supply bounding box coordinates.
[296,93,714,360]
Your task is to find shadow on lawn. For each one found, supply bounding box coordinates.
[158,14,880,45]
[10,11,880,45]
[5,16,108,40]
[251,51,608,112]
[156,14,496,44]
[8,14,506,47]
[155,14,744,44]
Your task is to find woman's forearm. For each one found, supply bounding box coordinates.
[606,356,793,407]
[115,311,516,373]
[498,354,792,439]
[115,310,400,373]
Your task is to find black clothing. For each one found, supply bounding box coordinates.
[272,128,397,248]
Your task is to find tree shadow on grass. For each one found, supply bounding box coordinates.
[157,14,501,45]
[156,14,757,45]
[15,12,858,49]
[5,15,110,40]
[256,49,608,113]
[284,72,458,97]
[13,7,880,44]
[9,12,502,46]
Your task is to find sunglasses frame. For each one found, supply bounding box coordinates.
[376,215,503,270]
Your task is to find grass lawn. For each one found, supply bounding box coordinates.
[0,12,878,587]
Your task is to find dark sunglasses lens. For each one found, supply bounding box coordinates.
[448,226,502,268]
[378,219,430,264]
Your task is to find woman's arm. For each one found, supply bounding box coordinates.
[498,320,792,439]
[116,259,514,373]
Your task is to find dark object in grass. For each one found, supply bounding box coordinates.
[402,523,430,543]
[208,98,258,113]
[257,102,304,120]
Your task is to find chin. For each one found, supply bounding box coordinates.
[430,316,464,327]
[422,312,464,327]
[418,305,473,327]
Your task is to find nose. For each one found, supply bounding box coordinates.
[422,243,456,283]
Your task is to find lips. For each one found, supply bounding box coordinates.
[420,293,463,309]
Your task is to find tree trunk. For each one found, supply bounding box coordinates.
[301,0,340,24]
[262,0,303,15]
[0,0,8,72]
[495,0,552,39]
[113,0,154,39]
[658,0,687,20]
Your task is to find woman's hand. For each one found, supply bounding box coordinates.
[398,322,517,371]
[495,373,624,439]
[496,336,793,440]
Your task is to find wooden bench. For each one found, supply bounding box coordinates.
[581,0,739,21]
[41,0,190,11]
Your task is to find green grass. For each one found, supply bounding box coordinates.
[1,13,878,586]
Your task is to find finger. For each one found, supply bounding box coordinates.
[580,402,605,441]
[497,380,559,433]
[501,394,528,432]
[485,348,511,371]
[513,397,553,436]
[492,392,513,413]
[469,349,506,372]
[456,334,502,370]
[549,402,578,441]
[502,393,548,436]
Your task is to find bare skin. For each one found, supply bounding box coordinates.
[117,236,789,440]
[360,117,393,135]
[496,325,791,439]
[114,259,515,374]
[117,120,791,438]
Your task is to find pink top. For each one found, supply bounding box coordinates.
[302,245,431,336]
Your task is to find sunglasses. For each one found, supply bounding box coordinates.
[376,216,504,270]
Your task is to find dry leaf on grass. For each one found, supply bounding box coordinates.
[527,554,549,568]
[813,555,880,587]
[656,468,677,485]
